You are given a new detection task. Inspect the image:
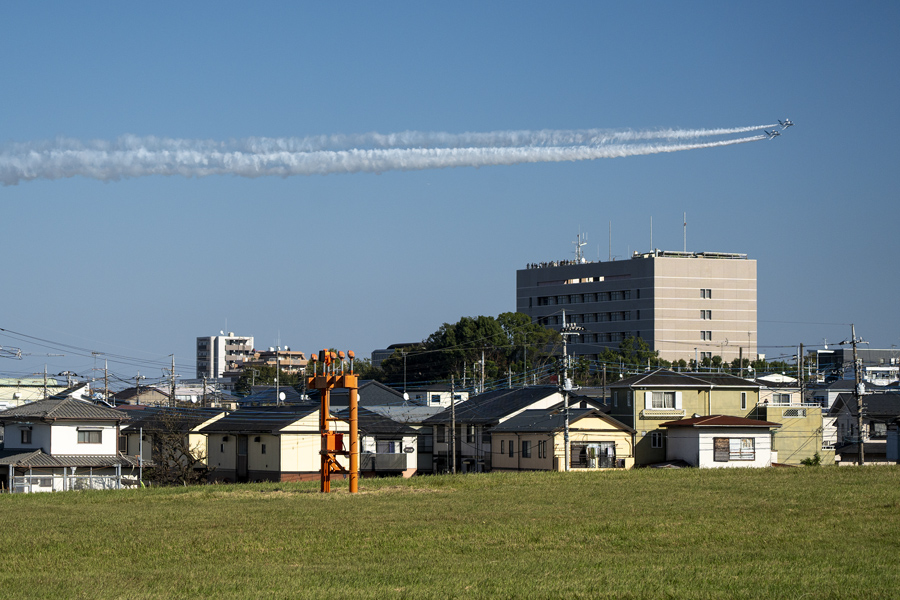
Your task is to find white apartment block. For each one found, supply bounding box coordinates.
[516,250,757,364]
[196,333,255,379]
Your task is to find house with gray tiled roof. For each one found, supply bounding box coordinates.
[0,396,139,492]
[200,406,348,483]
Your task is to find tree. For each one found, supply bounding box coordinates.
[234,364,302,396]
[376,312,562,388]
[142,409,213,486]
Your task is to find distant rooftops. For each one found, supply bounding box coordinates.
[524,250,748,269]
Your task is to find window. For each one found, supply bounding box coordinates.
[21,428,32,444]
[700,288,712,299]
[627,390,632,407]
[537,440,547,459]
[418,434,433,453]
[651,391,675,409]
[78,430,102,444]
[741,392,747,410]
[500,440,505,455]
[700,331,712,341]
[436,426,446,443]
[431,394,441,405]
[772,393,791,406]
[701,310,712,320]
[650,431,664,448]
[261,444,267,455]
[714,437,755,461]
[508,440,514,457]
[466,426,476,444]
[521,440,532,458]
[376,440,402,454]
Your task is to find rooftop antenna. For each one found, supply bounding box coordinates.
[573,231,587,263]
[650,215,653,253]
[683,212,687,253]
[608,221,612,261]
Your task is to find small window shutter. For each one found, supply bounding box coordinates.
[675,391,683,410]
[644,391,653,409]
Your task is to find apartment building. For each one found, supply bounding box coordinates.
[196,333,255,379]
[516,249,756,364]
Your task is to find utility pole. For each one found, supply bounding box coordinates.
[841,325,867,465]
[169,354,176,408]
[450,375,456,475]
[560,310,584,472]
[798,343,804,404]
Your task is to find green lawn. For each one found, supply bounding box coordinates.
[2,467,899,599]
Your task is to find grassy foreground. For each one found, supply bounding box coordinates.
[1,467,899,599]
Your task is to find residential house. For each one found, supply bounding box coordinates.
[404,384,470,408]
[333,406,419,478]
[112,386,171,407]
[0,396,137,492]
[607,370,761,466]
[490,408,635,472]
[362,405,448,474]
[424,386,586,473]
[200,406,348,483]
[831,392,900,465]
[120,407,225,469]
[660,415,781,468]
[754,375,832,465]
[0,377,78,410]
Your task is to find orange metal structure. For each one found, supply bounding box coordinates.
[306,349,359,493]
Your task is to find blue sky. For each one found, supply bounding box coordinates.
[2,2,898,383]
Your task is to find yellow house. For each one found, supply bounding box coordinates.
[121,407,226,467]
[491,408,635,471]
[201,406,348,483]
[608,370,761,466]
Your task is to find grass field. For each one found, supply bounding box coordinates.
[2,466,899,599]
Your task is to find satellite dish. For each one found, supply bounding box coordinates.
[279,391,286,401]
[403,392,409,401]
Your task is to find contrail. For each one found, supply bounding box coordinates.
[0,126,773,185]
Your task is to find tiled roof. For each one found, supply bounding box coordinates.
[0,449,140,468]
[660,415,781,428]
[332,407,419,436]
[199,406,320,434]
[491,408,635,434]
[831,392,900,419]
[122,407,225,432]
[0,397,127,422]
[423,386,562,426]
[610,369,759,390]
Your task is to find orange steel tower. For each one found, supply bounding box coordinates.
[307,350,359,493]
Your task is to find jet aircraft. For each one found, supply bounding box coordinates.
[778,119,794,129]
[764,130,781,139]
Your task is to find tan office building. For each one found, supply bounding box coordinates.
[516,250,757,364]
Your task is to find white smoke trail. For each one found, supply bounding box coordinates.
[0,127,770,185]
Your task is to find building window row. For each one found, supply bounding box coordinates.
[700,288,713,299]
[700,330,712,341]
[582,332,634,344]
[700,310,712,320]
[536,290,633,306]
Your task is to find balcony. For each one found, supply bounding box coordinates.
[640,409,685,420]
[360,453,408,471]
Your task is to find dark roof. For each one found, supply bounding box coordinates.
[831,392,900,419]
[239,386,311,405]
[660,415,781,429]
[490,408,635,434]
[199,406,320,434]
[0,449,139,468]
[323,380,405,407]
[333,407,418,436]
[423,386,562,426]
[0,397,127,422]
[122,407,224,432]
[112,387,171,401]
[610,369,759,390]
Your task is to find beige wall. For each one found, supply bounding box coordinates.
[652,257,756,363]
